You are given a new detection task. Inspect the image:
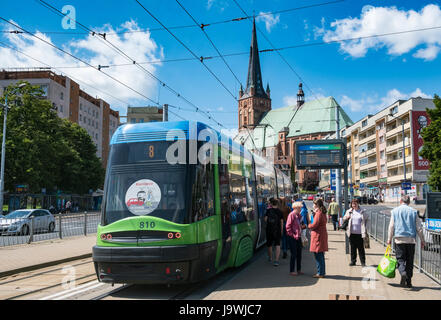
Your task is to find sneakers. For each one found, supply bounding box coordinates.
[273,261,280,267]
[361,262,366,267]
[349,262,356,266]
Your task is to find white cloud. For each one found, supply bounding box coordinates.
[317,4,441,60]
[341,88,432,113]
[256,12,280,33]
[0,20,163,110]
[283,95,298,107]
[221,128,238,139]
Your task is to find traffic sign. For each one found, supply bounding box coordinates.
[401,182,412,190]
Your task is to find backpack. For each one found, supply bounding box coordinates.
[267,208,280,236]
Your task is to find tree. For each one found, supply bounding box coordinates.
[419,94,441,191]
[0,82,104,194]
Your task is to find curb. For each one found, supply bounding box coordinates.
[0,253,92,279]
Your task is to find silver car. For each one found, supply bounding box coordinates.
[0,209,56,235]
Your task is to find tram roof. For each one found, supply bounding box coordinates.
[111,121,253,160]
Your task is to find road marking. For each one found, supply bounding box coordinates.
[39,280,101,300]
[53,282,105,300]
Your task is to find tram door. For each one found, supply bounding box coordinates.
[218,163,232,267]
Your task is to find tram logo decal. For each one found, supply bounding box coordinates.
[125,179,161,215]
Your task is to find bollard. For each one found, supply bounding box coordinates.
[59,214,62,239]
[27,217,34,244]
[84,211,88,236]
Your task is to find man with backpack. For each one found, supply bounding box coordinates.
[265,198,284,266]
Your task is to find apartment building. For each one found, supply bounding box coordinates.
[322,97,435,202]
[0,70,119,167]
[125,106,163,124]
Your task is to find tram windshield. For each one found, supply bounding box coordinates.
[102,141,190,225]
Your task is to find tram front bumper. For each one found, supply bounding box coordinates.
[93,242,216,284]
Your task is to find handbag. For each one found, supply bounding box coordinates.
[301,229,308,247]
[377,245,397,278]
[363,235,370,249]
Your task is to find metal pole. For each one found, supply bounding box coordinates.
[0,94,8,214]
[84,211,87,236]
[335,104,342,216]
[59,214,62,239]
[344,159,349,254]
[163,104,168,122]
[27,217,34,244]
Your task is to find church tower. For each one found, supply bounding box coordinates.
[238,18,271,130]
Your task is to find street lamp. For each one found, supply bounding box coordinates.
[389,111,408,195]
[0,83,26,214]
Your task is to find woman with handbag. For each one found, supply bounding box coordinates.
[308,199,328,278]
[286,202,305,276]
[343,198,369,267]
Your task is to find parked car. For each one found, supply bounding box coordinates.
[0,209,56,235]
[367,196,378,205]
[307,195,314,201]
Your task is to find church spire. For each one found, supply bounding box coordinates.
[245,17,267,98]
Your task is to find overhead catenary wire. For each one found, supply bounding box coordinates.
[3,0,344,36]
[175,0,244,89]
[0,17,161,107]
[35,0,223,129]
[232,0,337,132]
[134,0,238,103]
[7,23,441,71]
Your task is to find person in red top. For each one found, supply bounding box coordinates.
[308,198,329,278]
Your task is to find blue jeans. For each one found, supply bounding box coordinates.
[281,222,289,253]
[314,252,326,276]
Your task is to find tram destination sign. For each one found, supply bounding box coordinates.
[295,140,346,169]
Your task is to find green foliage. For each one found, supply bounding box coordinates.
[0,82,104,194]
[419,94,441,191]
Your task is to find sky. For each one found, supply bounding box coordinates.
[1,0,440,136]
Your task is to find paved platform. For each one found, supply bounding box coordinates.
[0,235,96,278]
[0,224,439,300]
[205,224,441,300]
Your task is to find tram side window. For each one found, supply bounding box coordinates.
[191,164,215,222]
[229,173,248,225]
[257,174,266,218]
[245,177,255,221]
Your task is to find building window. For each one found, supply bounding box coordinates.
[130,118,136,124]
[79,114,82,121]
[360,157,368,166]
[139,118,144,123]
[390,106,398,115]
[60,92,64,100]
[380,150,385,159]
[379,135,385,143]
[362,119,368,127]
[359,144,367,153]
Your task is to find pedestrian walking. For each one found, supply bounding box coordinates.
[279,198,291,259]
[265,198,284,266]
[387,195,425,289]
[286,201,305,276]
[343,198,369,267]
[308,198,328,278]
[327,197,340,231]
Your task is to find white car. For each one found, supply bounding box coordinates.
[0,209,56,235]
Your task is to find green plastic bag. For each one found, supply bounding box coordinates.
[377,245,397,278]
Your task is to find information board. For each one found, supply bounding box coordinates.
[295,140,346,169]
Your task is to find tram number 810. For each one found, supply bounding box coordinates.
[140,221,156,229]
